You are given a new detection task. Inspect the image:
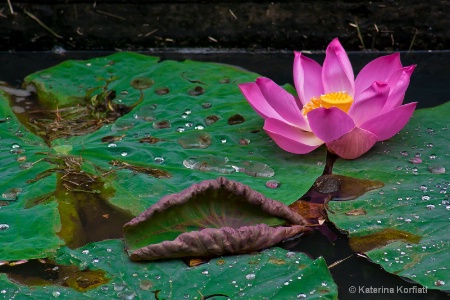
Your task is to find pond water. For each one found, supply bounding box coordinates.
[0,50,449,299]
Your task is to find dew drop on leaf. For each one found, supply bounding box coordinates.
[154,157,164,164]
[153,120,171,129]
[228,114,245,125]
[178,132,211,149]
[266,180,281,189]
[19,162,33,170]
[240,161,275,178]
[188,86,205,96]
[154,87,170,95]
[428,166,445,174]
[0,224,10,230]
[205,115,220,126]
[130,77,154,90]
[245,273,255,280]
[201,102,212,109]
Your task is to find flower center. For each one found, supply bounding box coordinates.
[301,91,353,116]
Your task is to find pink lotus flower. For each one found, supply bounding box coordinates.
[239,38,417,159]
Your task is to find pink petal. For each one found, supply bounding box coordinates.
[238,82,282,120]
[256,77,309,130]
[293,51,324,105]
[307,107,355,142]
[349,82,390,126]
[322,38,355,96]
[360,102,417,141]
[326,127,378,159]
[354,53,403,98]
[264,118,323,154]
[381,65,416,113]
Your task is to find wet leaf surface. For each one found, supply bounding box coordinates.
[0,240,337,299]
[329,102,450,291]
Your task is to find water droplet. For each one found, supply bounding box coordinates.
[194,124,204,130]
[446,206,450,210]
[297,294,307,299]
[420,185,428,191]
[114,282,126,292]
[155,87,170,95]
[181,113,188,119]
[426,204,435,210]
[153,120,171,129]
[219,78,230,84]
[183,155,235,174]
[313,175,340,193]
[266,180,281,189]
[118,290,136,300]
[228,114,245,125]
[15,131,24,137]
[176,127,185,132]
[239,161,275,178]
[396,166,403,170]
[422,195,431,201]
[19,162,33,170]
[429,154,437,159]
[108,143,117,147]
[185,122,194,128]
[409,157,422,164]
[201,270,209,275]
[0,224,10,230]
[428,166,445,174]
[81,250,89,255]
[220,138,227,144]
[178,132,211,149]
[52,291,60,297]
[426,143,434,148]
[121,152,128,157]
[154,157,164,164]
[405,219,412,223]
[285,252,296,258]
[239,138,250,145]
[139,279,153,290]
[134,105,157,121]
[130,77,154,90]
[401,151,408,156]
[111,120,135,133]
[245,273,255,280]
[205,115,220,126]
[435,280,445,286]
[201,102,212,109]
[188,86,205,96]
[11,143,20,149]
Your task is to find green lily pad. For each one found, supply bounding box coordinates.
[0,240,337,299]
[329,102,450,291]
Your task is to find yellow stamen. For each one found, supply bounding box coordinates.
[301,91,353,116]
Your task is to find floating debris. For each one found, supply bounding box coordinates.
[239,138,250,145]
[111,120,135,133]
[178,132,212,149]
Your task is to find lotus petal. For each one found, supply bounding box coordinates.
[293,51,324,105]
[124,177,311,261]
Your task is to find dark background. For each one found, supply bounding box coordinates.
[1,0,449,51]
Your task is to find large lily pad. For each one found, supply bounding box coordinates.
[329,102,450,291]
[0,240,337,299]
[124,177,311,260]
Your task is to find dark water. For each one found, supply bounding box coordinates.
[1,50,449,299]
